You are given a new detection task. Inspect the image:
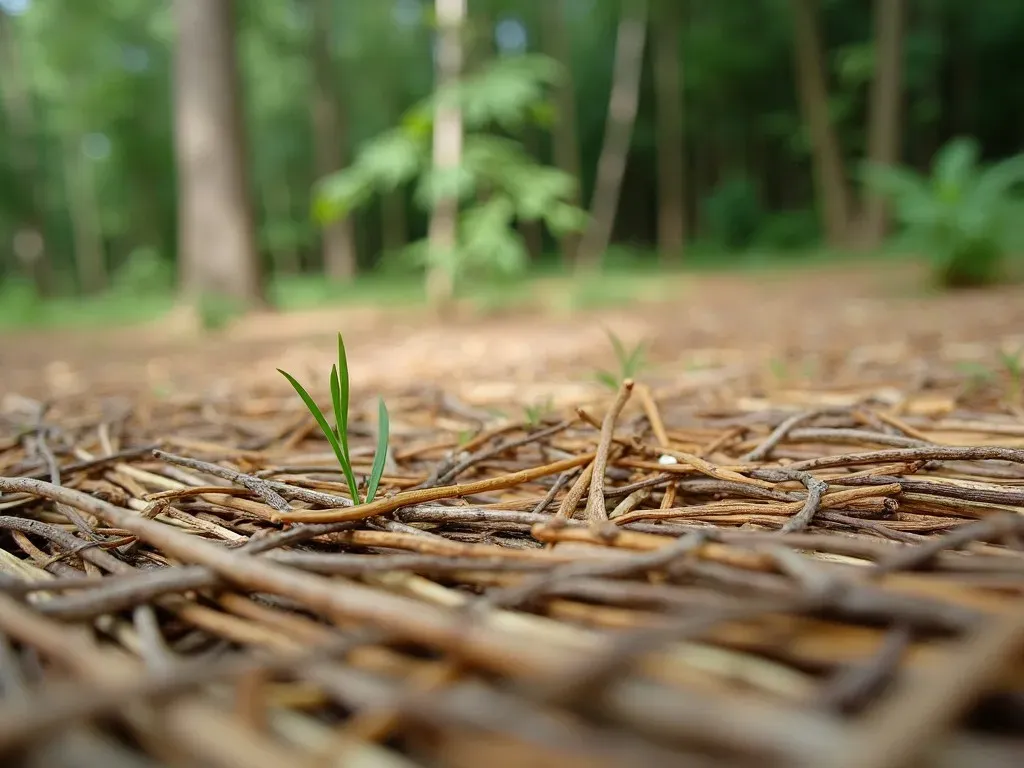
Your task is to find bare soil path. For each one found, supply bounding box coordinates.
[3,262,1023,405]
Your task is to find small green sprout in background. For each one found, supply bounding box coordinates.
[523,396,555,428]
[768,357,789,385]
[996,346,1023,407]
[594,330,648,390]
[955,360,996,399]
[955,350,1023,407]
[278,333,390,504]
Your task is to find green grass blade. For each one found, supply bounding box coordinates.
[365,397,390,503]
[337,333,351,459]
[626,342,646,377]
[278,368,361,503]
[608,330,627,366]
[330,364,343,442]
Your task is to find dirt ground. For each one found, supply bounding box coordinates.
[3,261,1023,408]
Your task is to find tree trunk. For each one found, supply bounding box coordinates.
[426,0,466,313]
[652,0,686,263]
[575,0,648,270]
[172,0,265,310]
[0,12,54,297]
[540,0,583,265]
[790,0,852,248]
[861,0,906,248]
[62,133,107,294]
[311,0,358,281]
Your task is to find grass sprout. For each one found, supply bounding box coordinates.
[594,330,648,389]
[278,332,390,504]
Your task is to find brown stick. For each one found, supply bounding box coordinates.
[276,453,595,523]
[586,380,634,523]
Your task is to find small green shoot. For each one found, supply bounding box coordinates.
[278,332,390,504]
[996,346,1023,406]
[768,357,789,385]
[594,330,648,390]
[523,396,555,428]
[955,360,997,401]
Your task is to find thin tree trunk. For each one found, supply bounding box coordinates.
[173,0,265,310]
[790,0,852,248]
[541,0,583,265]
[861,0,905,248]
[62,133,107,294]
[426,0,466,312]
[652,0,686,263]
[0,12,54,297]
[576,0,648,270]
[311,0,357,281]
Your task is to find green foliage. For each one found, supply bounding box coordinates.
[594,330,648,389]
[860,137,1024,288]
[277,333,390,505]
[313,52,587,291]
[703,175,763,251]
[7,0,1024,321]
[0,275,44,324]
[755,210,821,251]
[110,246,173,296]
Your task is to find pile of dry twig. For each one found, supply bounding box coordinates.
[1,369,1024,768]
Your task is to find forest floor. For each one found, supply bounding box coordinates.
[2,260,1024,767]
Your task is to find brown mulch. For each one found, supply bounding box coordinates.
[2,264,1024,767]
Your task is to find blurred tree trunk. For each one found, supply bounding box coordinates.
[860,0,905,248]
[652,0,686,263]
[172,0,266,310]
[0,12,54,297]
[311,0,357,281]
[790,0,852,248]
[426,0,466,313]
[62,133,107,294]
[576,0,648,270]
[541,0,582,265]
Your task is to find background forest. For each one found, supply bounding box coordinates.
[2,0,1024,328]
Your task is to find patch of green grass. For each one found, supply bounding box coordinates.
[0,282,175,331]
[277,332,390,505]
[270,272,425,310]
[0,246,925,332]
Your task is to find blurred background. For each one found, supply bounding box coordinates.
[1,0,1023,330]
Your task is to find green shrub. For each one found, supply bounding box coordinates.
[860,137,1024,288]
[755,210,820,251]
[703,175,762,251]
